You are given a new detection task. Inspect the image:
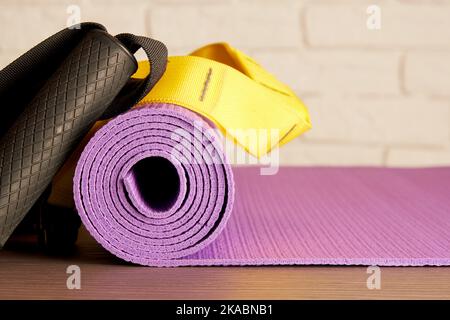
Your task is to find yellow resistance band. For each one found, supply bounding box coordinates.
[134,42,311,158]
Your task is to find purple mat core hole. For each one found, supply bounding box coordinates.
[123,156,181,214]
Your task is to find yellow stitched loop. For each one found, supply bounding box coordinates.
[133,42,311,158]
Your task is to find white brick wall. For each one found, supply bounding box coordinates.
[0,0,449,167]
[305,2,450,48]
[279,140,385,166]
[405,52,450,97]
[387,148,450,167]
[252,50,401,95]
[0,5,65,51]
[302,96,449,146]
[150,3,302,50]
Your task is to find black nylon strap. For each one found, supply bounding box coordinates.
[100,33,168,119]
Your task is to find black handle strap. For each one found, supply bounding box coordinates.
[100,33,168,119]
[0,22,168,250]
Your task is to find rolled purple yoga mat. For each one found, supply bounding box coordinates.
[74,103,234,266]
[75,104,450,267]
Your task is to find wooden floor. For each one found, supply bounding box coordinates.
[1,227,449,300]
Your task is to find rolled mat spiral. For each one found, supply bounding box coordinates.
[74,103,234,266]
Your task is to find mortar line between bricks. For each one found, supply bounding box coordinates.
[399,52,407,96]
[300,5,310,47]
[384,146,450,153]
[301,93,450,101]
[150,2,231,7]
[425,94,450,101]
[300,139,450,150]
[248,47,405,55]
[382,147,389,166]
[145,6,153,36]
[299,45,450,51]
[301,93,405,99]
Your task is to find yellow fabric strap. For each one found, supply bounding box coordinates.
[133,43,311,158]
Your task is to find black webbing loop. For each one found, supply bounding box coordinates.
[100,33,168,119]
[0,22,168,250]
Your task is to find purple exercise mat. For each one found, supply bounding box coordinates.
[75,104,450,267]
[187,166,450,266]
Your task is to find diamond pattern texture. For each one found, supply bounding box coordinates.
[0,30,137,246]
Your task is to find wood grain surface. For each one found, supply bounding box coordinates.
[0,227,449,300]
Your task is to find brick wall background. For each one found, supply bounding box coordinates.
[0,0,449,167]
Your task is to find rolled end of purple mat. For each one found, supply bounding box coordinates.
[74,103,234,266]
